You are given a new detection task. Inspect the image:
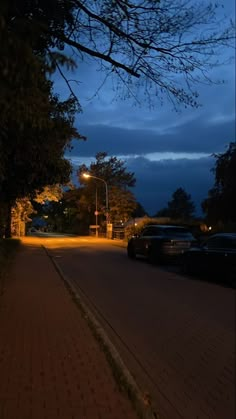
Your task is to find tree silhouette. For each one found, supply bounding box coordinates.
[202,142,236,224]
[77,152,137,229]
[156,187,195,219]
[2,0,235,108]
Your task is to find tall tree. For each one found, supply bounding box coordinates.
[77,152,136,230]
[0,1,85,237]
[202,142,236,224]
[0,48,82,237]
[78,152,136,188]
[108,186,137,224]
[156,187,195,219]
[2,0,235,108]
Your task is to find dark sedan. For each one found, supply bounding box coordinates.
[127,224,196,264]
[181,233,236,285]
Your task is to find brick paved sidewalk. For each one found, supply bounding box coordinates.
[0,242,139,419]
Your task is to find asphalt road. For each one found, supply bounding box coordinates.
[39,235,235,419]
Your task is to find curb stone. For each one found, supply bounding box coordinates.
[42,245,159,419]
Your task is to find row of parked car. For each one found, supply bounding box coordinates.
[127,225,236,286]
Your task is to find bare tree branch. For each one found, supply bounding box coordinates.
[6,0,235,107]
[61,35,140,77]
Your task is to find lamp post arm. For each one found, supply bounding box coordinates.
[86,175,108,210]
[88,175,107,187]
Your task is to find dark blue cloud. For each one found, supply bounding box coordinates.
[69,116,234,157]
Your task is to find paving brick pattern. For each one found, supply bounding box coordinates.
[0,244,138,419]
[45,237,236,419]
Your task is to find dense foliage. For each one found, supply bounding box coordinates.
[155,187,195,220]
[202,142,236,226]
[0,2,83,237]
[42,152,137,234]
[77,152,137,230]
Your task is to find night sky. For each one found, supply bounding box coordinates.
[54,1,235,216]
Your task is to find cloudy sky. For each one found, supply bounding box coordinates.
[54,1,235,217]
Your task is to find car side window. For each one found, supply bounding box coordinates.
[206,236,231,249]
[205,237,221,249]
[148,228,157,236]
[218,237,236,250]
[152,228,162,236]
[140,228,150,237]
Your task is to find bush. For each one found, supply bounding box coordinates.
[125,217,156,240]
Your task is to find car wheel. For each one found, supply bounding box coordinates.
[127,244,136,259]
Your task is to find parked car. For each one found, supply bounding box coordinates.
[181,233,236,285]
[127,224,196,263]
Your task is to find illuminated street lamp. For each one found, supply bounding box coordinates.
[83,173,109,238]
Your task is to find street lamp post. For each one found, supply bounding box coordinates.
[83,173,109,238]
